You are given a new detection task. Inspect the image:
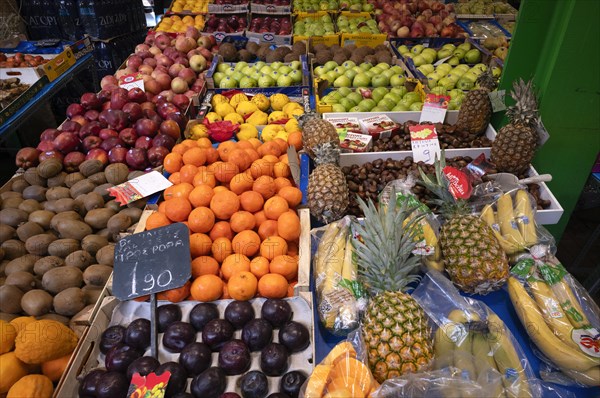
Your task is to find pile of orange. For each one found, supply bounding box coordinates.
[146,136,304,302]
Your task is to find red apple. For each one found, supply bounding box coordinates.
[85,110,100,122]
[60,120,81,133]
[135,136,153,150]
[119,128,138,146]
[16,147,41,169]
[79,121,102,139]
[40,128,60,141]
[100,137,125,152]
[123,102,144,123]
[63,151,86,172]
[147,146,170,167]
[126,148,149,170]
[39,150,64,163]
[37,140,55,151]
[135,118,159,138]
[153,133,176,150]
[108,146,128,163]
[82,135,103,151]
[66,103,84,118]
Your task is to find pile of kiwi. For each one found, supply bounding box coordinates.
[217,41,308,63]
[312,43,393,66]
[0,159,148,330]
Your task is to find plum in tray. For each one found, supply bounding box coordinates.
[220,394,242,398]
[239,371,269,398]
[260,343,289,376]
[173,394,194,398]
[157,361,188,397]
[191,367,227,398]
[179,342,213,376]
[158,303,183,332]
[125,318,152,351]
[280,371,307,398]
[218,339,251,375]
[190,302,220,331]
[126,356,160,380]
[163,321,197,352]
[79,369,106,398]
[95,371,129,398]
[261,299,292,328]
[203,319,235,351]
[105,344,142,373]
[278,321,310,353]
[100,325,126,354]
[225,300,255,329]
[242,318,273,351]
[267,394,291,398]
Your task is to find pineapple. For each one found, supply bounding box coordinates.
[418,155,509,295]
[491,79,540,174]
[455,70,497,136]
[298,113,339,159]
[307,143,349,224]
[354,194,433,383]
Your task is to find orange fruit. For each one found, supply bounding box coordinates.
[254,210,268,228]
[190,233,212,257]
[189,185,214,208]
[165,197,192,222]
[264,196,289,220]
[157,281,191,303]
[232,230,261,257]
[191,256,220,277]
[179,164,199,184]
[257,273,288,299]
[248,138,262,149]
[258,219,279,240]
[274,177,292,192]
[228,271,258,301]
[210,221,233,241]
[270,255,298,281]
[207,160,222,173]
[217,141,237,161]
[221,253,251,280]
[214,161,239,183]
[240,191,264,213]
[273,162,291,178]
[260,236,288,260]
[287,240,299,256]
[278,186,303,208]
[250,159,274,179]
[158,201,167,214]
[190,274,223,301]
[196,137,212,148]
[164,152,183,173]
[171,143,188,156]
[236,140,254,150]
[253,175,277,199]
[193,166,216,187]
[227,149,252,171]
[182,147,207,166]
[205,147,220,164]
[168,172,181,185]
[213,186,229,194]
[288,131,302,150]
[272,138,288,153]
[250,256,270,279]
[188,206,215,233]
[229,173,254,195]
[210,189,240,220]
[145,212,171,230]
[244,148,260,163]
[230,211,256,233]
[212,237,233,263]
[262,154,279,165]
[258,141,282,157]
[279,153,289,164]
[182,139,198,148]
[164,182,194,200]
[222,284,231,299]
[277,211,301,241]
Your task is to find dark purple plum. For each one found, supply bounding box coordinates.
[95,371,129,398]
[260,343,289,376]
[158,304,183,333]
[190,303,220,331]
[125,318,151,351]
[220,394,242,398]
[241,319,273,352]
[202,319,234,351]
[100,325,126,354]
[261,299,292,328]
[191,367,227,398]
[278,322,310,353]
[224,300,255,329]
[78,369,106,397]
[218,339,251,375]
[163,321,197,353]
[179,342,212,376]
[267,394,290,398]
[239,371,268,398]
[279,371,307,398]
[156,361,188,397]
[105,344,142,373]
[126,356,160,380]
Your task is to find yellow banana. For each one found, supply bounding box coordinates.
[481,204,522,254]
[434,324,456,370]
[315,222,341,276]
[497,193,526,248]
[507,277,600,372]
[340,233,355,281]
[561,366,600,387]
[472,331,506,398]
[448,310,478,387]
[514,190,537,246]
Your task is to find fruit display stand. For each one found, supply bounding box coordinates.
[166,0,212,15]
[458,19,513,41]
[246,14,294,46]
[250,0,292,15]
[208,1,250,14]
[292,12,339,46]
[201,14,248,43]
[337,12,387,48]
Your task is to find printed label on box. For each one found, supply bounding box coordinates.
[328,117,362,134]
[339,131,373,152]
[359,114,399,139]
[409,124,441,164]
[108,171,172,205]
[119,73,145,91]
[420,93,450,124]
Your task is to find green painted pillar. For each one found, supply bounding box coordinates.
[492,0,600,240]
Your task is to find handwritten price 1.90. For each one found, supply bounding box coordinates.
[128,262,173,298]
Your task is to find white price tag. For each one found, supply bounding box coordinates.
[410,124,441,164]
[536,118,550,146]
[488,89,506,112]
[419,94,450,124]
[119,72,145,91]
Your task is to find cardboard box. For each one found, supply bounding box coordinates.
[359,114,401,140]
[250,2,291,14]
[338,12,387,48]
[293,11,339,46]
[328,116,362,133]
[339,131,373,152]
[208,2,249,13]
[246,30,292,45]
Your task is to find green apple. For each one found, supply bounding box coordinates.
[254,61,266,70]
[430,86,447,95]
[383,92,401,103]
[323,61,338,71]
[347,92,363,105]
[219,76,237,88]
[411,44,425,55]
[382,69,396,79]
[278,65,292,75]
[241,66,254,76]
[239,76,257,88]
[369,66,383,75]
[270,71,280,81]
[446,73,461,83]
[349,105,362,112]
[390,65,404,74]
[352,66,363,74]
[438,77,455,90]
[339,98,356,111]
[260,65,273,75]
[342,60,356,69]
[453,49,466,59]
[359,63,372,71]
[212,72,225,86]
[397,45,410,55]
[417,65,434,76]
[358,98,376,111]
[362,3,374,11]
[314,65,328,77]
[473,63,488,72]
[491,66,502,78]
[421,53,435,64]
[427,76,439,89]
[442,43,456,51]
[333,66,346,75]
[449,89,464,99]
[332,104,346,112]
[375,62,390,70]
[344,69,358,81]
[378,98,396,110]
[277,74,294,87]
[412,55,426,67]
[372,105,389,112]
[447,56,460,66]
[353,73,371,87]
[289,70,303,83]
[437,64,453,74]
[399,98,413,108]
[234,61,248,71]
[224,67,236,76]
[325,71,340,82]
[271,62,283,71]
[437,49,453,60]
[422,48,437,58]
[403,92,421,104]
[392,103,409,111]
[371,87,388,103]
[290,61,301,70]
[390,87,407,97]
[258,74,275,87]
[409,102,423,111]
[217,63,231,73]
[464,49,481,64]
[338,87,352,97]
[455,64,470,74]
[390,74,406,87]
[458,42,471,52]
[457,78,474,90]
[333,75,352,88]
[231,71,245,82]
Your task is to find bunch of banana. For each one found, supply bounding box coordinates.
[481,190,537,255]
[314,218,359,333]
[507,259,600,386]
[434,309,533,398]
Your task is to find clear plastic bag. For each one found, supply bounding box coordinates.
[508,249,600,387]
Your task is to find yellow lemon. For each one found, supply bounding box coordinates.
[267,111,287,124]
[237,124,259,140]
[229,93,249,108]
[236,101,259,117]
[190,123,208,139]
[205,112,222,123]
[275,131,290,141]
[214,103,236,118]
[284,118,299,133]
[261,125,284,142]
[224,113,244,124]
[211,93,229,108]
[251,94,270,111]
[246,110,268,126]
[269,93,290,111]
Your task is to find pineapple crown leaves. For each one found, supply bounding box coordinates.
[476,69,497,92]
[295,111,321,128]
[312,141,341,166]
[353,188,423,296]
[506,78,540,129]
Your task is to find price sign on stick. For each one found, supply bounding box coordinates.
[410,124,441,164]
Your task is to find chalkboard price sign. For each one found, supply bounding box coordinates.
[113,223,191,300]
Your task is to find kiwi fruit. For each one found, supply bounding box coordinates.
[83,264,112,287]
[34,256,65,276]
[23,167,47,187]
[219,42,238,62]
[96,228,113,241]
[245,41,259,55]
[46,186,71,201]
[238,49,253,63]
[18,199,43,213]
[16,221,45,242]
[82,286,103,305]
[5,254,41,275]
[10,179,29,193]
[28,210,55,230]
[65,172,85,188]
[0,285,24,313]
[0,207,29,227]
[81,235,109,256]
[82,192,105,211]
[5,271,36,292]
[1,196,24,209]
[118,207,142,223]
[37,313,70,325]
[292,41,306,53]
[107,213,132,234]
[53,287,86,317]
[25,233,58,256]
[333,52,347,65]
[65,250,94,270]
[84,208,117,229]
[0,224,16,243]
[104,200,122,213]
[70,179,96,198]
[37,158,63,178]
[56,219,92,241]
[127,170,145,180]
[79,159,104,177]
[1,240,27,260]
[47,172,67,188]
[284,53,300,63]
[93,183,113,201]
[104,163,129,185]
[95,244,115,266]
[50,211,81,230]
[47,238,81,258]
[42,266,83,294]
[21,289,53,316]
